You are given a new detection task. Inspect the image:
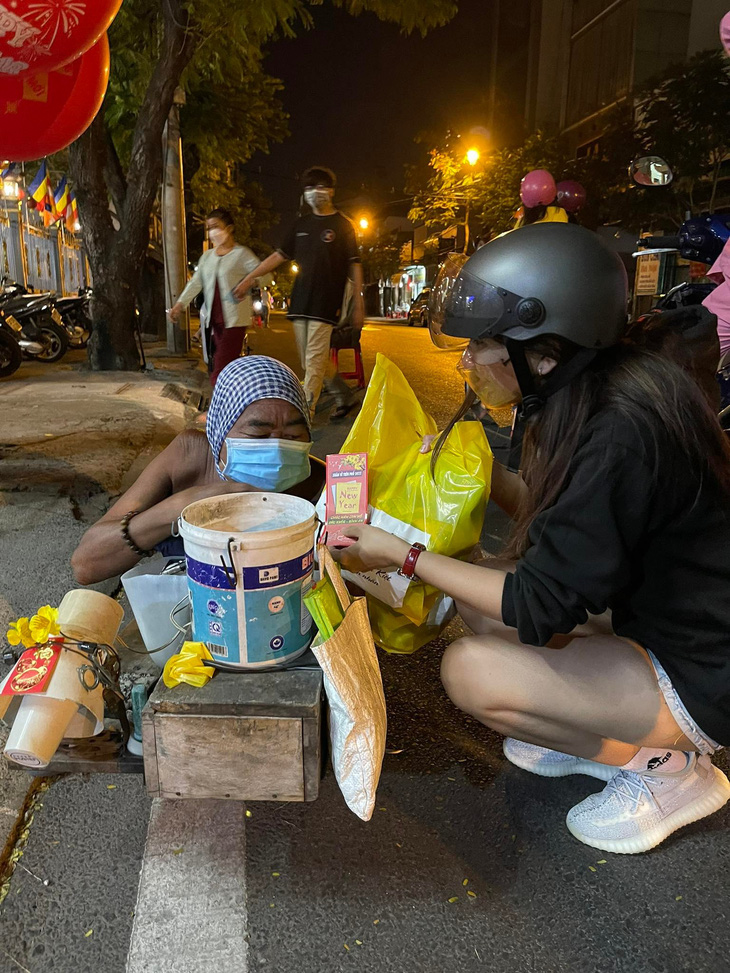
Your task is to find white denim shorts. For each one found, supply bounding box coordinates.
[646,649,721,756]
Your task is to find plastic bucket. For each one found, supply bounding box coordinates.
[179,493,316,669]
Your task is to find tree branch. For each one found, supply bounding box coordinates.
[104,125,128,223]
[68,112,115,256]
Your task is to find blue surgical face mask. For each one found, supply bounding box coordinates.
[220,438,312,492]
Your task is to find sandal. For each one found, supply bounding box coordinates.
[331,403,356,420]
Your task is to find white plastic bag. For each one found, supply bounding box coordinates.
[121,557,190,666]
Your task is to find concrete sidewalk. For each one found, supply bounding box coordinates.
[0,348,209,860]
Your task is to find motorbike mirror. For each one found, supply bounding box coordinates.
[630,156,673,187]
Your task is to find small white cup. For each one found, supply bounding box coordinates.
[4,696,79,768]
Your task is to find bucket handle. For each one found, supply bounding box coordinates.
[219,537,238,589]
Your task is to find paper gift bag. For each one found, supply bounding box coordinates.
[311,545,387,821]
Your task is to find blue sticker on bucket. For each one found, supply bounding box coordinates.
[186,558,235,590]
[186,549,314,591]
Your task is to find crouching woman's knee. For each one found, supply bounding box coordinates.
[441,636,500,718]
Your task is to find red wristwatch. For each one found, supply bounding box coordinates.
[397,542,426,580]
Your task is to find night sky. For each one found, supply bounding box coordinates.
[247,0,529,234]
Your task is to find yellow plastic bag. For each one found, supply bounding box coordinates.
[163,641,215,689]
[334,353,493,653]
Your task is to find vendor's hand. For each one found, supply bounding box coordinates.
[168,302,183,323]
[419,434,437,454]
[329,524,409,574]
[233,277,252,301]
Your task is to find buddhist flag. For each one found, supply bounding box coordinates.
[65,191,79,233]
[54,176,69,218]
[28,161,48,205]
[42,176,57,227]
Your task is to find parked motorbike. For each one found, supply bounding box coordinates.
[0,312,23,377]
[0,277,69,363]
[251,286,269,328]
[54,287,92,348]
[0,306,47,377]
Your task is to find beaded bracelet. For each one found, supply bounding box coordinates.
[121,510,154,558]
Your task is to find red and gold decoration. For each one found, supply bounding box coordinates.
[2,642,62,696]
[0,33,110,161]
[0,0,122,76]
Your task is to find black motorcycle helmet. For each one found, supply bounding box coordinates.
[441,222,628,416]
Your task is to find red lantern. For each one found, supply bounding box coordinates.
[0,34,109,162]
[0,0,121,76]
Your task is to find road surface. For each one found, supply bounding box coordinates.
[0,316,727,973]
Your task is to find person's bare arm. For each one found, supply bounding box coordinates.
[233,252,286,300]
[169,264,203,322]
[332,524,507,621]
[490,461,527,519]
[71,434,250,584]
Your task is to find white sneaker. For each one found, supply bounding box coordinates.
[503,738,621,781]
[566,754,730,854]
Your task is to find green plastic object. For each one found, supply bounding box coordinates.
[303,576,345,642]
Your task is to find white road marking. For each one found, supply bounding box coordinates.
[126,799,248,973]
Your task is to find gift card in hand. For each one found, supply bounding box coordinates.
[325,453,368,546]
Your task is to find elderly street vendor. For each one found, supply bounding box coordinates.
[72,356,324,584]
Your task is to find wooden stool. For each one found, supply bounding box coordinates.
[142,656,324,802]
[330,347,365,388]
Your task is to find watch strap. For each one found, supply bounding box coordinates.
[397,542,426,580]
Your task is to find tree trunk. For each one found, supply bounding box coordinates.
[87,266,140,369]
[68,0,197,370]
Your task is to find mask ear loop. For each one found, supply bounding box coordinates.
[505,338,542,419]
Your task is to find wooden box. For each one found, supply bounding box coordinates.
[142,660,324,802]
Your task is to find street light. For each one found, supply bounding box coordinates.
[466,148,480,166]
[291,262,299,274]
[359,217,369,230]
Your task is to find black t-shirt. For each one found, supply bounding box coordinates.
[501,408,730,744]
[278,211,359,325]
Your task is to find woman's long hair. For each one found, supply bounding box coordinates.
[433,321,730,560]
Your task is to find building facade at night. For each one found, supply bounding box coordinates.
[526,0,728,153]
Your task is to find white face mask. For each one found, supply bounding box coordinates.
[304,188,332,209]
[209,228,228,247]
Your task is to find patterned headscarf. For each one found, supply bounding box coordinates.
[206,356,310,478]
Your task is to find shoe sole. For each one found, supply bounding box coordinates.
[504,747,620,782]
[566,765,730,855]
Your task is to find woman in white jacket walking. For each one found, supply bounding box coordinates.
[169,208,269,385]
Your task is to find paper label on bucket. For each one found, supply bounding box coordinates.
[187,550,315,666]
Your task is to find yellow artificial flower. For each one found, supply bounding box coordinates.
[6,617,35,649]
[28,605,60,644]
